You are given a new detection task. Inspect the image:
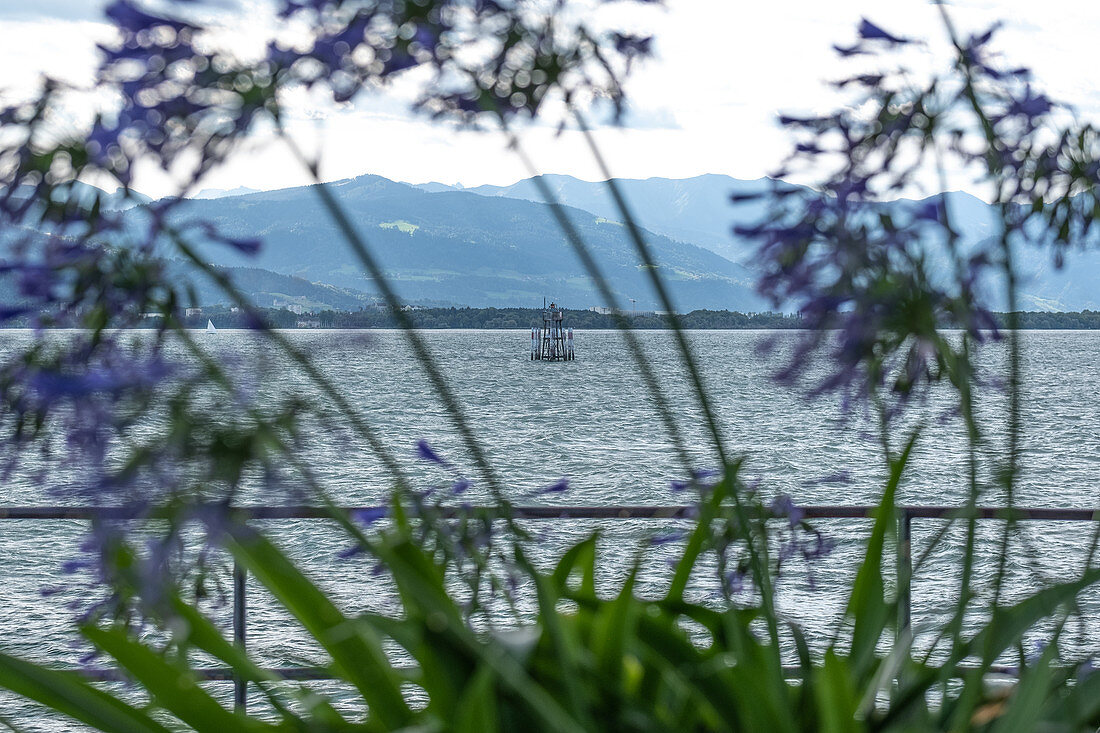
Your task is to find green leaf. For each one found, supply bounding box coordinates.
[453,666,499,733]
[375,536,580,733]
[165,596,343,726]
[81,625,274,733]
[0,652,173,733]
[667,472,735,602]
[1062,664,1100,726]
[844,432,917,681]
[590,561,639,682]
[632,614,736,731]
[714,609,796,732]
[814,651,863,733]
[858,625,912,719]
[167,597,275,687]
[222,523,411,731]
[550,534,598,597]
[371,532,473,718]
[517,547,595,729]
[939,569,1100,731]
[991,641,1057,733]
[787,620,815,720]
[970,568,1100,665]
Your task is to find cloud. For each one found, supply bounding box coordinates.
[595,101,682,131]
[0,19,112,97]
[2,0,1100,199]
[0,0,110,23]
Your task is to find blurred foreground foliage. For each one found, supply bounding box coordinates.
[4,463,1100,732]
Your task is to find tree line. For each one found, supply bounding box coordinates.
[167,306,1100,330]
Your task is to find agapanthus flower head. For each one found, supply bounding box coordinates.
[730,15,1100,416]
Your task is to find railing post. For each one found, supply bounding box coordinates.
[897,509,912,634]
[233,560,247,712]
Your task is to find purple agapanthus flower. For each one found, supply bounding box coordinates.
[416,439,449,466]
[725,570,745,596]
[352,507,389,525]
[769,494,805,528]
[649,530,687,546]
[536,478,569,495]
[857,19,911,45]
[0,0,664,640]
[337,545,366,560]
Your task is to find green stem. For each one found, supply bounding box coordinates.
[498,123,695,477]
[279,134,504,503]
[165,226,410,489]
[936,0,1024,684]
[574,109,729,468]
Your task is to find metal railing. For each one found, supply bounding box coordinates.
[3,503,1098,710]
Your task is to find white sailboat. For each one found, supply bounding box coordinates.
[206,319,217,334]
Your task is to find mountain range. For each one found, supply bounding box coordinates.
[12,172,1100,313]
[415,173,772,264]
[415,175,1100,312]
[159,174,761,311]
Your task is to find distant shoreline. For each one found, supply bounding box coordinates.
[7,307,1100,330]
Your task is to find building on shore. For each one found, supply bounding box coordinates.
[588,305,665,318]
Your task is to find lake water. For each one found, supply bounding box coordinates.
[1,329,1098,728]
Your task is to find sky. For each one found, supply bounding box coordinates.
[2,0,1099,198]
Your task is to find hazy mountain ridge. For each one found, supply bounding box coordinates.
[0,218,378,313]
[193,186,261,200]
[149,174,763,310]
[10,172,1098,312]
[421,174,1100,311]
[175,262,380,312]
[436,173,774,263]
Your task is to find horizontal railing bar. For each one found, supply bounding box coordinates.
[69,662,1026,682]
[0,505,1098,521]
[804,506,1100,521]
[74,666,334,682]
[899,506,1100,521]
[0,505,690,520]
